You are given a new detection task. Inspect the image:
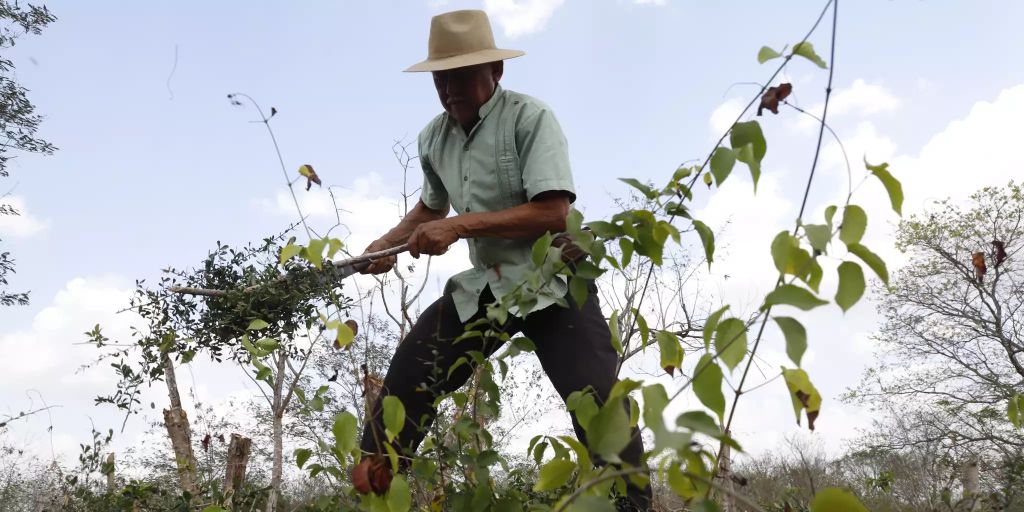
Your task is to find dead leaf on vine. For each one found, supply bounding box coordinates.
[795,390,819,431]
[993,240,1007,268]
[664,365,676,377]
[758,83,793,116]
[972,251,987,284]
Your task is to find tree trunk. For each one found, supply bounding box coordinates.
[105,452,115,492]
[161,354,197,498]
[224,434,252,503]
[266,352,287,512]
[716,436,735,512]
[961,456,980,511]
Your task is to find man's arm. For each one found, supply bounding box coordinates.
[360,200,450,274]
[406,191,570,258]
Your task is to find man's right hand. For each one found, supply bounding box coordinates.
[359,239,397,275]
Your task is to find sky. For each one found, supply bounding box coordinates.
[2,0,1024,472]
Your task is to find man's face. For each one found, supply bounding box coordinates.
[432,62,503,128]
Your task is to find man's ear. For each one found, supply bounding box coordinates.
[491,61,504,83]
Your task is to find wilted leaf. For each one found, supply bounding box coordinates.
[782,368,822,430]
[972,251,987,284]
[758,83,793,116]
[298,164,322,191]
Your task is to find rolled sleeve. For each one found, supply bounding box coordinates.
[517,106,577,204]
[418,133,449,211]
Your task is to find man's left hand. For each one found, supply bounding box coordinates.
[407,219,460,258]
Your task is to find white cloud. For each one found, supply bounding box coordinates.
[796,79,900,132]
[0,195,48,238]
[484,0,566,38]
[708,97,746,138]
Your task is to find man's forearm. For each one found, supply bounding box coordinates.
[448,196,569,241]
[378,201,449,246]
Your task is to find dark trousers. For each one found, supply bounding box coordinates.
[359,280,652,510]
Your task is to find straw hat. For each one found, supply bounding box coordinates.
[405,10,525,72]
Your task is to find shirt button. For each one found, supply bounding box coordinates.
[465,207,470,212]
[463,145,469,151]
[463,176,468,181]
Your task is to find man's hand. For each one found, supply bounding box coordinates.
[407,219,460,258]
[359,238,398,275]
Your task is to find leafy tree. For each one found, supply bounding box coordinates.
[846,183,1024,468]
[0,0,56,307]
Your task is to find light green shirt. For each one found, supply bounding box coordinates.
[417,84,577,323]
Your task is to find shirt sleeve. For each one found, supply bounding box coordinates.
[418,127,449,211]
[516,104,577,204]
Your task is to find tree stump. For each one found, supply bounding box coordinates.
[225,433,253,496]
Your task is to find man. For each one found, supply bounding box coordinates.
[356,9,651,510]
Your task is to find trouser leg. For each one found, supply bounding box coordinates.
[359,287,508,463]
[523,280,652,511]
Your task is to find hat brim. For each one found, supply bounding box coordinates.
[404,48,525,72]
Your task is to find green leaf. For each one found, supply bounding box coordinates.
[714,318,748,371]
[1008,394,1021,429]
[764,284,829,311]
[865,159,903,216]
[703,305,730,350]
[585,221,620,239]
[810,487,868,512]
[757,45,782,63]
[534,458,576,491]
[676,410,722,438]
[656,331,683,376]
[635,310,650,348]
[729,121,766,162]
[566,495,616,512]
[782,368,822,430]
[247,319,269,331]
[692,220,715,269]
[692,354,726,419]
[332,412,358,455]
[642,384,691,454]
[608,310,623,355]
[619,178,658,200]
[702,172,713,188]
[336,322,355,348]
[569,276,589,311]
[709,147,737,186]
[825,205,838,231]
[792,41,828,69]
[771,230,802,275]
[306,238,325,269]
[532,231,553,267]
[279,243,302,265]
[327,238,344,259]
[847,243,889,286]
[202,507,228,512]
[386,475,411,512]
[255,338,279,351]
[774,317,807,367]
[618,238,634,269]
[735,143,762,191]
[839,205,867,246]
[567,207,584,233]
[609,378,643,401]
[295,448,312,469]
[804,224,831,253]
[382,396,405,443]
[806,257,823,293]
[836,261,866,313]
[587,401,631,463]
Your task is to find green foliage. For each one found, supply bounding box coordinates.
[773,316,807,367]
[693,354,726,419]
[835,261,865,312]
[782,368,822,430]
[792,41,828,69]
[757,45,782,63]
[810,487,868,512]
[714,318,748,371]
[764,284,829,311]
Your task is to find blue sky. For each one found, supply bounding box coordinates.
[3,0,1024,465]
